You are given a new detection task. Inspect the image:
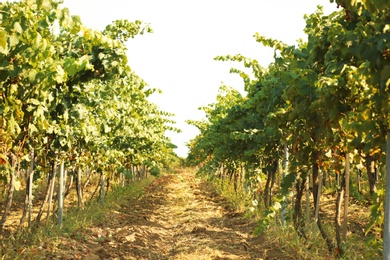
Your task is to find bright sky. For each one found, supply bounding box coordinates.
[62,0,338,157]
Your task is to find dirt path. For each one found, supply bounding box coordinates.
[50,169,292,260]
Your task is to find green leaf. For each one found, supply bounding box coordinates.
[64,57,77,77]
[9,34,19,48]
[28,123,38,134]
[69,15,82,34]
[35,105,45,118]
[55,65,66,83]
[0,30,7,52]
[32,32,42,50]
[28,98,40,106]
[13,22,23,34]
[10,84,18,95]
[28,69,37,82]
[281,172,296,194]
[8,114,21,135]
[26,105,34,112]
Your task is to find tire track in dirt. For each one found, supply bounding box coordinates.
[52,169,292,259]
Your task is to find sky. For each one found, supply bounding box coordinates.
[62,0,338,157]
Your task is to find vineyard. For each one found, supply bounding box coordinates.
[0,0,389,259]
[187,0,389,259]
[0,0,180,249]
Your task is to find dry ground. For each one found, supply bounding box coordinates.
[39,169,296,260]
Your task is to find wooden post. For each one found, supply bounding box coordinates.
[76,168,84,209]
[47,162,56,221]
[28,149,34,228]
[383,132,390,260]
[57,161,64,226]
[100,174,105,205]
[305,174,310,231]
[314,168,323,237]
[343,153,350,242]
[281,145,288,225]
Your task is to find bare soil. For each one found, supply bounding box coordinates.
[40,169,296,260]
